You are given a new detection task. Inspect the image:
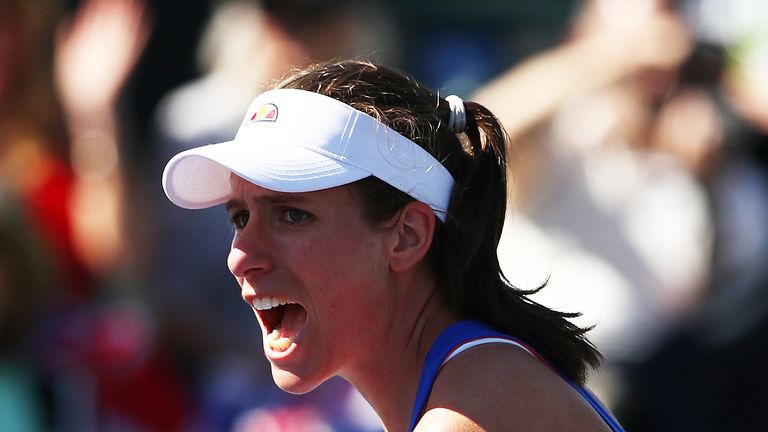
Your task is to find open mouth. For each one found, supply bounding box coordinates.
[252,297,307,352]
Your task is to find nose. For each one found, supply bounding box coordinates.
[227,231,272,279]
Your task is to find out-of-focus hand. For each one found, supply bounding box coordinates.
[54,0,151,275]
[54,0,152,117]
[576,0,692,71]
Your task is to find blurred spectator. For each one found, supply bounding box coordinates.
[481,0,709,359]
[475,1,768,429]
[1,0,191,429]
[477,0,714,407]
[615,0,768,428]
[1,3,82,428]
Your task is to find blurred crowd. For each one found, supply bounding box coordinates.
[0,0,766,430]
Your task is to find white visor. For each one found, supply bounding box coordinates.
[162,88,455,221]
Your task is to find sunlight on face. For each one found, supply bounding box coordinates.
[225,175,397,393]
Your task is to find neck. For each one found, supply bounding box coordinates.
[341,271,458,432]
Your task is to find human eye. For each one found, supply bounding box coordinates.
[228,210,250,230]
[280,207,313,225]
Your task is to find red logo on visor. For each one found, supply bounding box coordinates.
[249,103,278,122]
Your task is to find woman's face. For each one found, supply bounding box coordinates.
[226,175,395,393]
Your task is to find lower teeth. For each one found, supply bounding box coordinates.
[268,329,293,352]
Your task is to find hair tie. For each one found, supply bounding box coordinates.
[446,95,467,134]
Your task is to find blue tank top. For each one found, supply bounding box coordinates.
[407,320,624,431]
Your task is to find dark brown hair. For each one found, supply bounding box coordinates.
[276,60,601,384]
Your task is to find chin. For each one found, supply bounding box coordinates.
[271,364,324,395]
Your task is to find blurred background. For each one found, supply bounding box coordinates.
[1,0,766,430]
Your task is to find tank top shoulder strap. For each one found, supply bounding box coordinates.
[407,320,520,431]
[407,320,624,432]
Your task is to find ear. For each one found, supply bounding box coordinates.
[388,201,436,273]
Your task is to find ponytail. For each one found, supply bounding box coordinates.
[436,100,601,385]
[433,100,508,319]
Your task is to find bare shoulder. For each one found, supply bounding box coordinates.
[415,343,610,432]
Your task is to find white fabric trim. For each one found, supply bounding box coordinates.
[442,337,535,366]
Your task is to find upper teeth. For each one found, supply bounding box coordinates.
[252,297,291,311]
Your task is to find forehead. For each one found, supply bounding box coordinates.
[226,174,361,210]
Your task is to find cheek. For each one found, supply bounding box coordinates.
[306,233,388,312]
[311,230,383,277]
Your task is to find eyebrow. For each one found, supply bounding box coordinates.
[225,192,312,211]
